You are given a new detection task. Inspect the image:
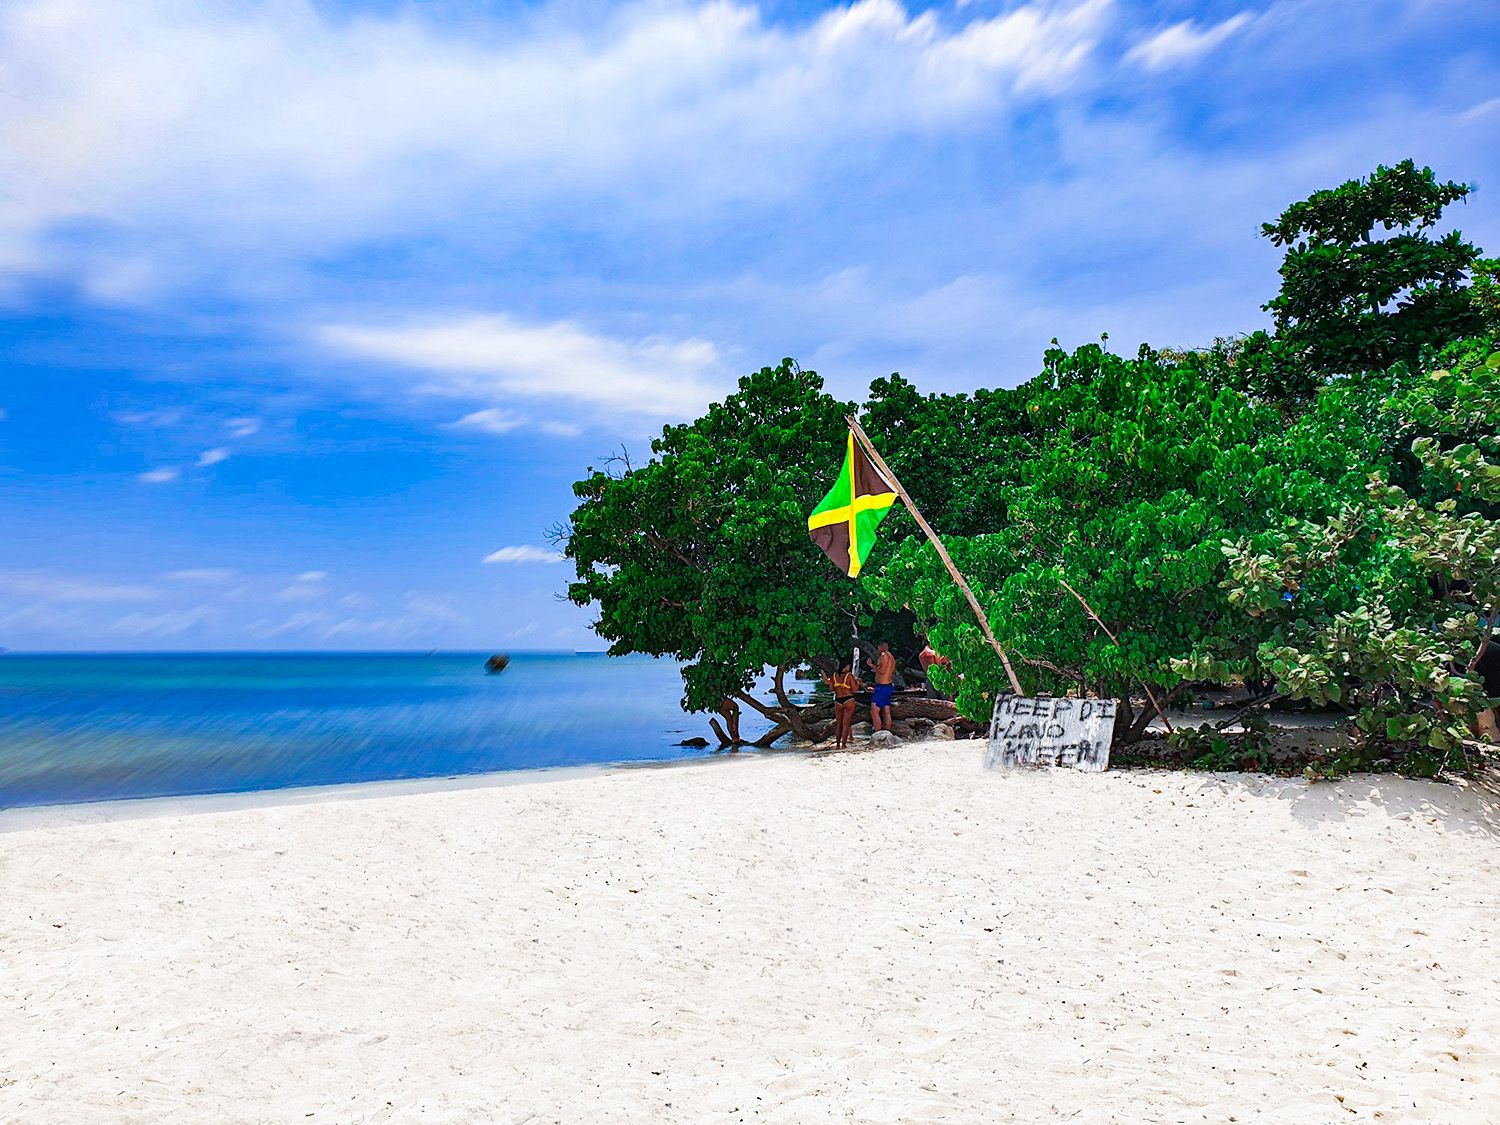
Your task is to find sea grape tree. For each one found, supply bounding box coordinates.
[564,361,857,742]
[1209,341,1500,771]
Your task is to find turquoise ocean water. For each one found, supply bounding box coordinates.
[0,652,768,810]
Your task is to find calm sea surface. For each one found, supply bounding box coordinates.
[0,652,769,810]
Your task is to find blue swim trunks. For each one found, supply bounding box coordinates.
[872,683,894,708]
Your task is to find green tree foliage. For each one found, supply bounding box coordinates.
[565,162,1496,768]
[1261,160,1485,386]
[1210,341,1500,771]
[565,361,855,740]
[863,343,1301,741]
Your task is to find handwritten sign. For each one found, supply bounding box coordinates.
[985,696,1117,773]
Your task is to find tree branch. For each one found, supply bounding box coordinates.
[1467,606,1496,673]
[1020,653,1086,685]
[772,662,814,740]
[732,690,781,723]
[753,723,792,748]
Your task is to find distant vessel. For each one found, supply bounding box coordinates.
[485,653,510,674]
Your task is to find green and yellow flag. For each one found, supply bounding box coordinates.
[808,430,897,577]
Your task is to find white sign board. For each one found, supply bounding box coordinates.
[985,696,1117,773]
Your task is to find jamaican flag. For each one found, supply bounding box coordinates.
[808,430,897,577]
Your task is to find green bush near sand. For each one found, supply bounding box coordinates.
[564,161,1499,774]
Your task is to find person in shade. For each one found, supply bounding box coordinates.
[1476,615,1499,743]
[822,663,861,748]
[918,639,951,699]
[866,641,896,734]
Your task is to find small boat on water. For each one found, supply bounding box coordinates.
[485,653,510,674]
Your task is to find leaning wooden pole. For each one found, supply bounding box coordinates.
[846,416,1025,697]
[1058,578,1174,734]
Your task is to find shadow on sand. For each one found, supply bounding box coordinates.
[1192,769,1500,838]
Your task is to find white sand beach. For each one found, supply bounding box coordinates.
[3,743,1499,1123]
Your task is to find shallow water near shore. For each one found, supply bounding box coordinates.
[0,652,768,809]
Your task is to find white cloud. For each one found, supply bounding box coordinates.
[111,606,215,637]
[321,314,724,419]
[226,417,261,437]
[197,447,230,467]
[448,409,581,439]
[448,408,526,435]
[0,570,158,603]
[401,593,468,626]
[1460,96,1500,123]
[137,466,181,484]
[252,591,473,641]
[114,408,185,428]
[164,568,236,582]
[1125,13,1252,71]
[483,545,566,565]
[0,0,1111,298]
[278,571,329,601]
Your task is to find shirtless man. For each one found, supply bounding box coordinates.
[822,663,861,748]
[866,641,897,733]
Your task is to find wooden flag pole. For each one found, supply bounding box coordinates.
[845,416,1025,697]
[1058,578,1174,734]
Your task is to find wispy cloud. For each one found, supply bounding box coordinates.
[114,408,185,428]
[1125,13,1252,71]
[448,408,526,435]
[226,417,261,438]
[0,571,158,603]
[448,408,584,438]
[251,592,473,641]
[164,568,237,582]
[0,0,1111,299]
[197,447,230,467]
[321,314,724,419]
[483,546,566,565]
[275,571,328,601]
[111,606,215,637]
[137,466,181,484]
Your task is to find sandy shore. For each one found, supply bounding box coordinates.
[3,744,1498,1123]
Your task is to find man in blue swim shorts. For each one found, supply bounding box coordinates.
[866,640,897,734]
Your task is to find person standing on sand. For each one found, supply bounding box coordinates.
[822,664,861,748]
[866,641,896,733]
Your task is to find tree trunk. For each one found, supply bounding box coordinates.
[773,662,816,741]
[753,723,792,748]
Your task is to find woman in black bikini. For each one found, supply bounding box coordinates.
[823,664,861,748]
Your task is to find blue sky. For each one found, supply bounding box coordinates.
[1,0,1497,651]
